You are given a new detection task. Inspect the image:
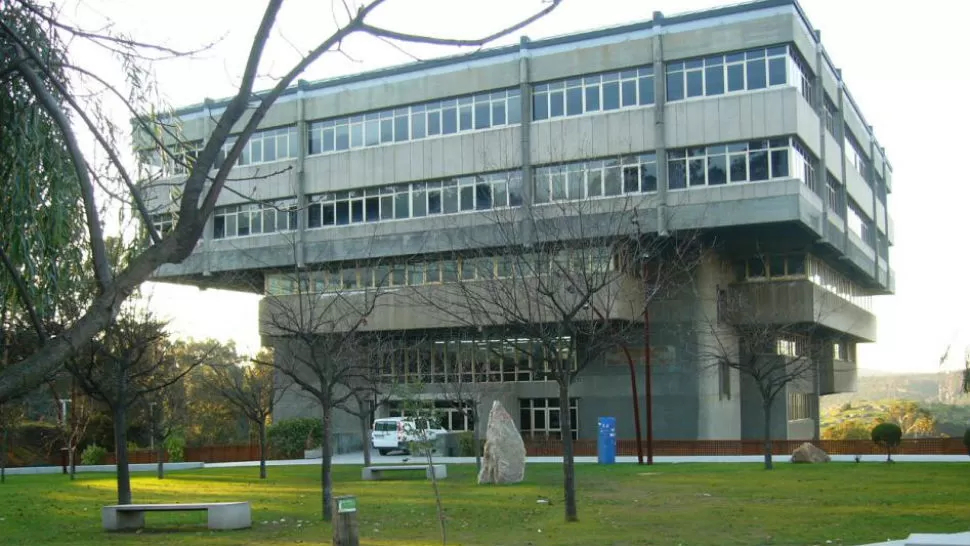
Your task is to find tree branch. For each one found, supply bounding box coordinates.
[0,244,46,342]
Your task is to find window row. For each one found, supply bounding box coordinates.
[521,398,579,440]
[305,171,521,229]
[264,248,619,295]
[375,337,579,385]
[736,254,807,281]
[735,254,873,311]
[667,137,805,189]
[533,153,657,203]
[152,213,175,235]
[826,173,845,219]
[221,126,298,167]
[775,335,807,358]
[665,45,792,102]
[806,256,873,311]
[307,89,521,155]
[533,66,654,121]
[138,141,201,178]
[844,134,867,181]
[213,199,298,239]
[846,199,874,248]
[387,401,474,431]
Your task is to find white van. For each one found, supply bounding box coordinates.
[371,417,448,455]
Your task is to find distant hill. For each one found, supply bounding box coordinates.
[822,371,968,411]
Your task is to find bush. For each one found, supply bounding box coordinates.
[267,418,322,459]
[458,431,481,457]
[165,432,186,462]
[80,444,108,465]
[871,422,902,462]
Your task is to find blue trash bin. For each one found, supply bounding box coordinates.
[597,417,616,464]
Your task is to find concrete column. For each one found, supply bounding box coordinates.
[518,36,533,206]
[295,81,308,269]
[652,11,669,236]
[517,36,536,246]
[867,125,879,279]
[835,69,849,255]
[814,30,827,219]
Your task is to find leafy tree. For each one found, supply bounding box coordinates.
[821,419,870,440]
[203,347,287,479]
[871,422,902,462]
[64,307,204,503]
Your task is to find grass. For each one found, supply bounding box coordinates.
[0,462,968,545]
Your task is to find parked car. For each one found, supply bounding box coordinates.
[371,417,448,455]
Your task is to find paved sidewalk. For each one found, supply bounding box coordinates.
[204,451,970,469]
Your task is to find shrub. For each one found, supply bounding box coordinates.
[81,444,108,465]
[267,418,322,459]
[165,432,186,463]
[458,431,483,457]
[963,429,970,456]
[871,422,902,462]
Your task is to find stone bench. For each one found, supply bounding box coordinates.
[101,501,251,531]
[361,464,447,481]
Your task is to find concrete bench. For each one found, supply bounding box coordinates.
[101,501,251,531]
[361,464,447,481]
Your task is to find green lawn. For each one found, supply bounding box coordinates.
[0,462,968,545]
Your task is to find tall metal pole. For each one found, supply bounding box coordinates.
[643,260,654,465]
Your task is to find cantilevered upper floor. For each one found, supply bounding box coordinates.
[138,0,894,297]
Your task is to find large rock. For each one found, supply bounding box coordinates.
[477,401,527,484]
[791,442,831,463]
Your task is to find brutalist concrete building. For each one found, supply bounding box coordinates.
[142,0,893,444]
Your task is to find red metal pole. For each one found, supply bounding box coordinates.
[643,260,654,465]
[620,344,644,465]
[591,306,643,464]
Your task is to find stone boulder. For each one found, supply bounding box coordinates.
[477,401,527,484]
[791,442,831,463]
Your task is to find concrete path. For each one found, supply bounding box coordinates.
[205,450,970,468]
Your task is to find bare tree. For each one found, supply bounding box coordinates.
[0,0,562,405]
[47,377,94,480]
[697,256,858,470]
[413,196,700,522]
[64,307,204,503]
[205,348,288,479]
[338,336,404,467]
[260,258,389,521]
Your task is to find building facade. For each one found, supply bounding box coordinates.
[141,0,894,445]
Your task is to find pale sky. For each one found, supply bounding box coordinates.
[67,0,969,371]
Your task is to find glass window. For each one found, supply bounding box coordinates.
[640,161,657,192]
[533,92,549,120]
[668,159,686,189]
[621,79,637,107]
[474,102,491,129]
[770,149,789,178]
[686,70,703,98]
[708,154,727,185]
[585,85,600,111]
[749,149,769,181]
[768,56,787,86]
[667,71,684,101]
[602,82,620,110]
[727,64,744,91]
[566,86,583,116]
[705,65,724,95]
[747,59,767,90]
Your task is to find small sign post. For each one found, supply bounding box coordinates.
[332,495,359,546]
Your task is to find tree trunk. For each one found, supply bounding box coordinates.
[1,426,7,484]
[156,435,165,479]
[472,408,481,471]
[258,419,267,479]
[559,381,578,522]
[886,446,892,463]
[321,404,334,522]
[359,413,371,467]
[762,402,773,470]
[68,442,76,480]
[113,405,132,504]
[424,431,447,546]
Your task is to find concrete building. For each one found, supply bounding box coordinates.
[140,0,893,446]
